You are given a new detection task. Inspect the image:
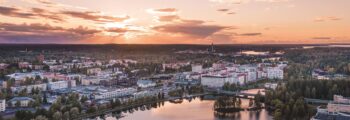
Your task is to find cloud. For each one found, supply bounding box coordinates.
[31,8,65,22]
[210,0,291,4]
[105,27,141,34]
[60,10,130,23]
[210,0,249,4]
[157,15,181,22]
[239,32,262,36]
[22,0,87,10]
[0,6,64,22]
[227,12,236,15]
[0,5,128,23]
[0,6,35,18]
[312,37,332,40]
[0,22,101,43]
[255,0,290,2]
[153,22,229,38]
[180,19,206,25]
[153,8,178,13]
[314,16,342,22]
[155,14,206,25]
[216,8,236,15]
[34,0,55,5]
[217,9,230,12]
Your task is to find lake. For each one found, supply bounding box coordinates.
[96,96,273,120]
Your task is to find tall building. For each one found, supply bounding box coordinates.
[211,42,215,53]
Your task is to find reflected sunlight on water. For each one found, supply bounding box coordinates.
[103,97,272,120]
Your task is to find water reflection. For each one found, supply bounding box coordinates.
[98,97,272,120]
[241,51,269,55]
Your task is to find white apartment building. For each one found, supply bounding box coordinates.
[328,95,350,113]
[201,75,237,88]
[81,76,100,85]
[137,80,156,88]
[94,88,137,100]
[192,64,203,73]
[0,99,5,112]
[48,81,68,90]
[313,95,350,120]
[264,83,278,90]
[6,72,43,81]
[11,83,47,93]
[266,67,284,79]
[134,90,160,99]
[87,68,101,75]
[8,97,34,107]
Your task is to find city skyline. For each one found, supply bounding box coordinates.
[0,0,349,44]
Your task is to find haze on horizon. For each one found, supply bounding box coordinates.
[0,0,349,44]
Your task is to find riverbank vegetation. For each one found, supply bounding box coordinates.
[265,82,317,120]
[213,96,243,112]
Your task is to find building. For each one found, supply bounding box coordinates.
[67,80,76,88]
[81,76,101,85]
[212,63,225,70]
[133,90,161,99]
[6,72,43,81]
[266,67,284,79]
[201,75,237,88]
[94,88,137,100]
[11,83,47,93]
[313,95,350,120]
[137,80,156,88]
[0,63,9,70]
[0,99,5,112]
[192,64,203,73]
[312,69,330,80]
[48,81,68,90]
[264,83,278,90]
[8,97,34,107]
[18,62,30,69]
[87,68,101,75]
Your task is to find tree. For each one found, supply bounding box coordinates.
[311,87,316,98]
[274,109,282,120]
[87,106,97,113]
[33,115,48,120]
[80,95,88,103]
[63,111,70,120]
[249,99,254,107]
[15,101,21,107]
[15,110,33,120]
[69,107,79,118]
[43,93,48,104]
[53,111,62,120]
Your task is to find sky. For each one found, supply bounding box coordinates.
[0,0,349,44]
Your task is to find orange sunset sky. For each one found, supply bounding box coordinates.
[0,0,349,44]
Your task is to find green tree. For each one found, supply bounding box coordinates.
[53,111,62,120]
[63,111,70,120]
[69,107,79,118]
[33,115,48,120]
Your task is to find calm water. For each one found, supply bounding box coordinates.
[241,51,269,55]
[99,97,272,120]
